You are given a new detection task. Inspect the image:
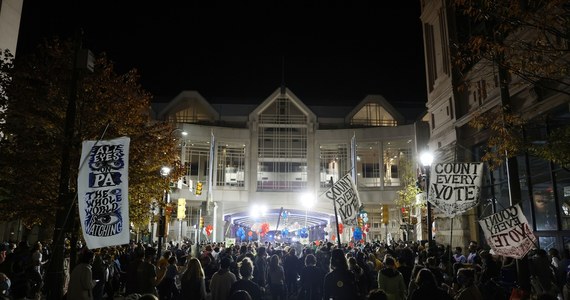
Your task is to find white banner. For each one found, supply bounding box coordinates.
[479,204,536,259]
[78,137,130,249]
[320,173,361,225]
[428,163,484,216]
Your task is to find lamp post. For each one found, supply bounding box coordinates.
[150,200,158,244]
[157,166,171,260]
[420,151,434,247]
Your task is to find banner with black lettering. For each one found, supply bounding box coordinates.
[428,163,484,216]
[320,173,361,225]
[479,204,536,259]
[78,137,130,249]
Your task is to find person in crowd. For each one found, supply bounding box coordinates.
[157,256,179,300]
[454,268,482,300]
[409,268,452,300]
[230,289,253,300]
[66,249,96,300]
[367,289,388,300]
[530,249,559,298]
[426,256,444,287]
[377,256,406,300]
[316,242,333,274]
[323,248,358,300]
[466,241,481,267]
[267,254,286,300]
[348,256,366,298]
[558,249,570,285]
[230,257,262,300]
[91,250,106,300]
[125,246,145,296]
[453,247,466,264]
[253,246,268,290]
[180,257,207,300]
[299,253,325,300]
[200,252,218,293]
[549,248,561,270]
[406,264,425,299]
[135,247,161,297]
[396,248,414,289]
[283,247,299,297]
[210,256,237,300]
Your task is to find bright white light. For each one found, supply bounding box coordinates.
[181,131,188,136]
[160,166,171,177]
[420,152,434,167]
[301,193,316,209]
[250,204,268,218]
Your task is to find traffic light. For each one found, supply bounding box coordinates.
[199,216,204,229]
[196,181,203,195]
[382,205,390,224]
[401,207,409,223]
[157,216,166,237]
[177,198,186,220]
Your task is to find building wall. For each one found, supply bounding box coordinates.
[421,0,570,251]
[163,90,427,243]
[0,0,23,55]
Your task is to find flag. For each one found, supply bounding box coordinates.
[351,133,357,187]
[78,137,130,249]
[428,162,484,216]
[320,173,361,225]
[479,204,536,259]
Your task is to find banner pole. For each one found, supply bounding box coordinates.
[331,177,342,248]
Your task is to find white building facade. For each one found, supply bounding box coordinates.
[151,87,429,244]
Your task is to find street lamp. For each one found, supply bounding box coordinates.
[420,151,434,247]
[157,166,171,259]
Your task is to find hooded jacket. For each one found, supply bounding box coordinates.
[377,268,406,300]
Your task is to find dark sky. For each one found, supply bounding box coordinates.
[17,2,427,107]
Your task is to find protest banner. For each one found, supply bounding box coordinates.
[320,173,361,225]
[78,137,130,249]
[479,203,537,259]
[428,162,484,216]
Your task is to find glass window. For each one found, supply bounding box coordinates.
[350,103,398,127]
[529,155,557,231]
[319,144,349,189]
[168,99,215,123]
[539,236,558,251]
[183,140,212,188]
[357,142,381,187]
[555,168,570,229]
[383,140,412,187]
[257,97,308,191]
[216,143,246,188]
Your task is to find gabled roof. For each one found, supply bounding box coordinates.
[156,90,220,121]
[249,87,317,121]
[345,94,406,124]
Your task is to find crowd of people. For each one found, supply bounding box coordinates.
[0,238,568,300]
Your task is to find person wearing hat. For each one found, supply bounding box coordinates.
[323,248,358,300]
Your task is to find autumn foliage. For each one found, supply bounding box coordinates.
[0,39,183,230]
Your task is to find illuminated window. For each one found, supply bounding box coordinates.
[319,144,349,188]
[216,143,246,188]
[351,103,397,127]
[257,97,308,191]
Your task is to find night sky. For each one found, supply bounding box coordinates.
[17,2,427,108]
